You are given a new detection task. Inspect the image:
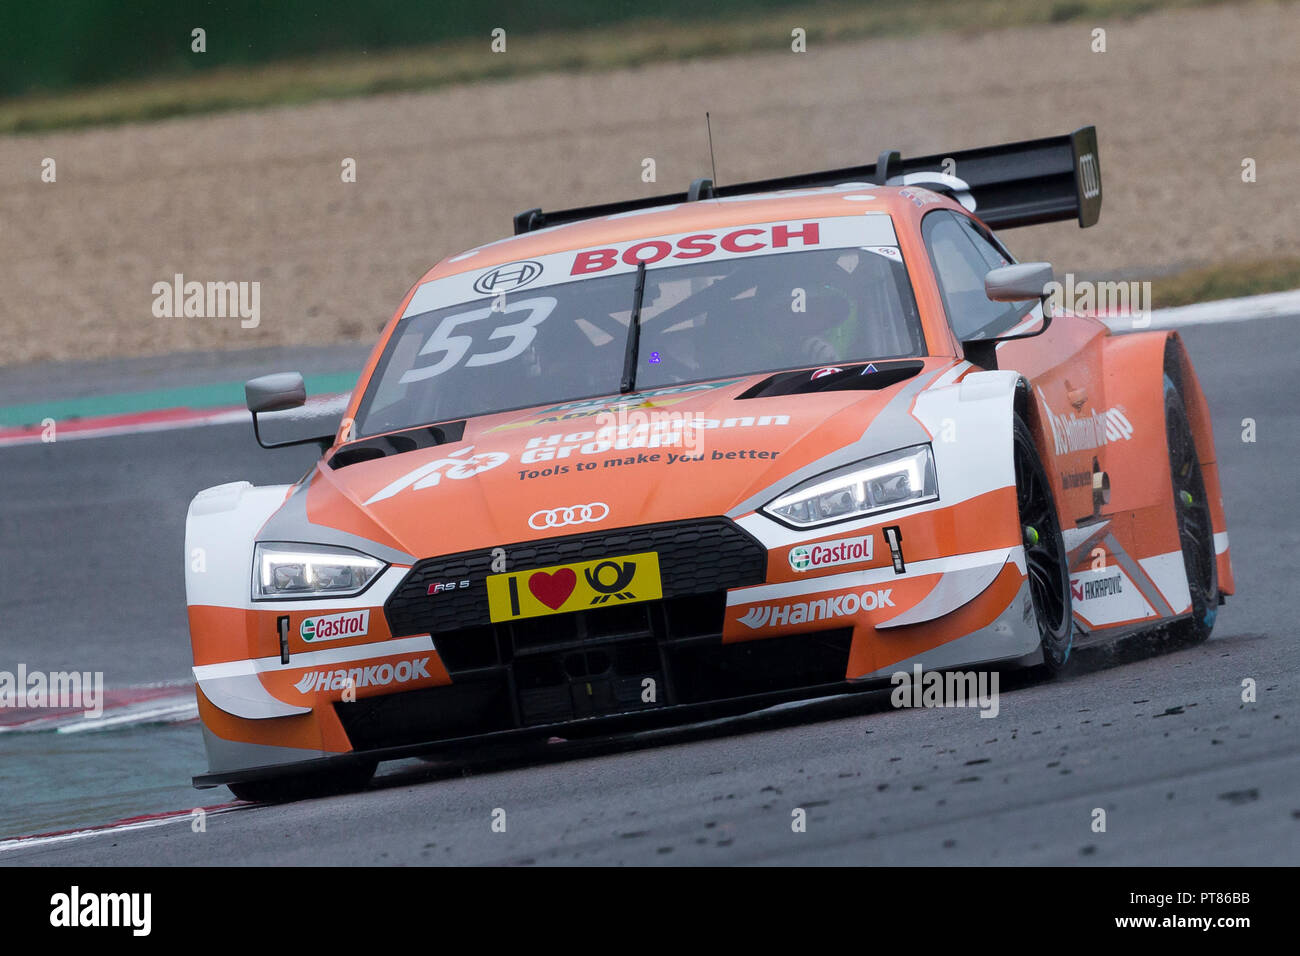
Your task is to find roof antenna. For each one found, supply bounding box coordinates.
[706,112,718,188]
[689,113,718,201]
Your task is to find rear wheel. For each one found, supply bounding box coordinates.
[228,760,376,804]
[1163,375,1218,646]
[1012,415,1073,673]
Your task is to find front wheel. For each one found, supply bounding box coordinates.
[1012,415,1074,673]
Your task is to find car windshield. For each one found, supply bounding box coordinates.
[353,237,923,437]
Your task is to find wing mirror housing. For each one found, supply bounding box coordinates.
[245,372,306,414]
[984,262,1055,302]
[245,372,335,450]
[962,262,1056,370]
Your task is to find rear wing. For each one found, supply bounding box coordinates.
[514,126,1101,234]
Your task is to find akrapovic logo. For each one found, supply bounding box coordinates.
[300,609,369,642]
[788,534,874,573]
[1075,573,1124,601]
[293,658,430,693]
[738,588,894,629]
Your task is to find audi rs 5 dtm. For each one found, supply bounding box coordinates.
[185,127,1232,800]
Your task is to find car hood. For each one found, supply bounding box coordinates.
[269,360,951,560]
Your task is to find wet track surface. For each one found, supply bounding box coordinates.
[1,316,1296,864]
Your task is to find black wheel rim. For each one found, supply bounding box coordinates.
[1014,431,1069,640]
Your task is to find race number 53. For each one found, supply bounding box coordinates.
[399,296,556,384]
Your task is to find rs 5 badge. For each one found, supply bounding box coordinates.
[485,552,662,622]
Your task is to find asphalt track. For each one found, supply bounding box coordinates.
[1,315,1296,865]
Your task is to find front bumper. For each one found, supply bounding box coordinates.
[193,516,1034,788]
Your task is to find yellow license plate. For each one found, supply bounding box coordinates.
[486,551,662,623]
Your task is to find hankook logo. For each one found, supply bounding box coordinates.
[293,658,431,694]
[738,588,895,629]
[528,502,610,530]
[473,260,543,295]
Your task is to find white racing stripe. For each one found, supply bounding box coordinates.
[1138,551,1193,616]
[726,546,1019,606]
[929,360,973,390]
[193,634,434,682]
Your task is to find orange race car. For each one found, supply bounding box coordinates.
[185,127,1233,800]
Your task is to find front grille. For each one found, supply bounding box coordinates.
[384,517,766,638]
[328,518,857,750]
[428,592,727,673]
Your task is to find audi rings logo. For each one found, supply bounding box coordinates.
[528,502,610,530]
[473,260,543,295]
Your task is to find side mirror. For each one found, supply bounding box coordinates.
[245,372,306,414]
[963,262,1056,371]
[984,262,1054,302]
[245,372,336,450]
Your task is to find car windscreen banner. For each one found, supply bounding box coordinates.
[402,213,899,318]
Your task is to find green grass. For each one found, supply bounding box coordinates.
[1152,258,1300,308]
[0,0,1245,135]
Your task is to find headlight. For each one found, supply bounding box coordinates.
[252,542,387,600]
[762,445,938,528]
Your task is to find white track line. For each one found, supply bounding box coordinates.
[55,700,199,734]
[0,806,247,854]
[0,393,348,449]
[1102,288,1300,332]
[0,690,199,735]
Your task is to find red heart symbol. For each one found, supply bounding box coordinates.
[528,568,577,610]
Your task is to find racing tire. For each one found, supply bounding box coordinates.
[1012,415,1074,674]
[1161,375,1219,646]
[227,760,377,804]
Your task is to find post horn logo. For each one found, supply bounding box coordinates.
[584,560,637,604]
